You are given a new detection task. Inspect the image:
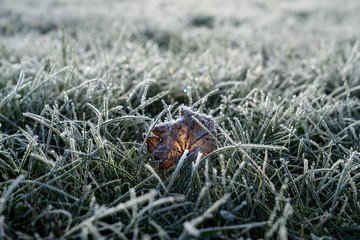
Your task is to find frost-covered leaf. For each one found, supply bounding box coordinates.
[146,107,217,170]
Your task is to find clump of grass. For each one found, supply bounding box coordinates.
[1,0,360,239]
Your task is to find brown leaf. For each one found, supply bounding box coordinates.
[145,107,217,170]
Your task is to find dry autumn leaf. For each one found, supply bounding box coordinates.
[145,107,217,170]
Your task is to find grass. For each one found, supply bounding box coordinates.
[0,0,360,239]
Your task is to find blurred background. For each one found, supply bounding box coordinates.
[1,0,360,59]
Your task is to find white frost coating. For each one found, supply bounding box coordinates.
[167,149,189,190]
[184,221,200,237]
[153,107,214,128]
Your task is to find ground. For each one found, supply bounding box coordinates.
[0,0,360,239]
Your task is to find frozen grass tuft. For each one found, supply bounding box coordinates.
[1,0,360,239]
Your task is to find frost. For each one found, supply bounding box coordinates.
[145,107,217,170]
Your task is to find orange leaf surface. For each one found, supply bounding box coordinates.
[146,107,217,170]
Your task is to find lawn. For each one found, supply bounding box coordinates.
[1,0,360,239]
